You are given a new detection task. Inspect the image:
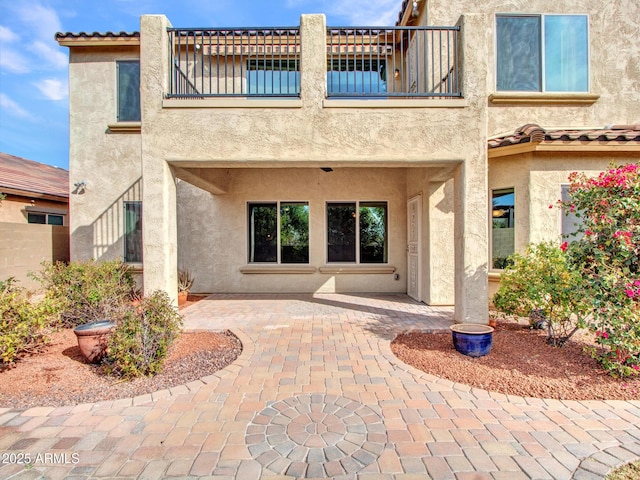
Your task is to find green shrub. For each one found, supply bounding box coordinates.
[33,260,136,327]
[104,291,182,378]
[0,288,59,366]
[493,242,589,346]
[0,276,18,293]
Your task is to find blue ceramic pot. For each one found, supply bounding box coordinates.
[450,324,494,358]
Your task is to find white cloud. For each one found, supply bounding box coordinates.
[34,78,68,101]
[0,25,19,42]
[29,40,68,69]
[286,0,401,25]
[15,3,62,42]
[0,47,30,73]
[0,93,32,119]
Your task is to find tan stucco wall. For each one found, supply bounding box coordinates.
[66,12,491,320]
[68,47,142,263]
[487,152,640,300]
[406,169,456,305]
[425,0,640,134]
[177,168,409,293]
[0,223,70,290]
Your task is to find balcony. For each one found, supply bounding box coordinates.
[166,24,461,100]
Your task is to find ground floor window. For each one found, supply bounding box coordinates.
[561,184,583,241]
[327,201,388,263]
[248,202,309,263]
[491,189,514,269]
[124,202,142,263]
[27,212,65,225]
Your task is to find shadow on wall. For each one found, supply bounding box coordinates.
[73,178,142,262]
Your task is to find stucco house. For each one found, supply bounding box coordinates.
[56,0,640,323]
[0,152,70,288]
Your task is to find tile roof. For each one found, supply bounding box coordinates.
[396,0,411,25]
[55,31,139,41]
[488,124,640,149]
[0,152,69,199]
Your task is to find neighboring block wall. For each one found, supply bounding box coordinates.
[0,223,70,290]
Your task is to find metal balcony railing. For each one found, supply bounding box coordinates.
[166,25,461,99]
[167,27,301,98]
[326,26,461,98]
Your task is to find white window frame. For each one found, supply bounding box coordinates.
[325,200,389,264]
[495,13,590,93]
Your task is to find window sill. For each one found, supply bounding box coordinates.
[488,271,502,282]
[126,263,143,273]
[319,265,396,274]
[108,122,141,133]
[489,93,600,105]
[240,265,316,274]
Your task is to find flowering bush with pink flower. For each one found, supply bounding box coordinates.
[563,163,639,377]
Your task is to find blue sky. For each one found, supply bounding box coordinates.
[0,0,401,170]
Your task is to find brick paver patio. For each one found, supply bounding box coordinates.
[1,293,639,479]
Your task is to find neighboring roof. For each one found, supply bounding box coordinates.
[55,31,140,47]
[0,152,69,200]
[489,124,640,149]
[396,0,410,25]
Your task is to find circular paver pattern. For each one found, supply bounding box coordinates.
[246,393,387,478]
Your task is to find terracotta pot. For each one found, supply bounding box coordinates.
[73,320,116,363]
[178,291,188,306]
[450,323,494,358]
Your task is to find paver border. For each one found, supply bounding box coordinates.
[572,443,640,479]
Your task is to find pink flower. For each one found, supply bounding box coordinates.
[560,242,568,252]
[603,332,609,339]
[626,289,635,298]
[633,365,640,371]
[585,230,593,236]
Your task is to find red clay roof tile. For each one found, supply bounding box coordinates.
[489,124,640,149]
[0,152,68,199]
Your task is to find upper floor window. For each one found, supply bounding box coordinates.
[327,59,387,96]
[246,59,300,95]
[248,202,309,263]
[117,61,140,121]
[496,14,588,92]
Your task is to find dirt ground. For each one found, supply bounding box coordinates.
[391,319,640,401]
[0,329,241,409]
[2,306,638,408]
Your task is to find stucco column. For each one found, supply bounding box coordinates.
[452,13,489,324]
[140,15,178,303]
[426,179,455,305]
[300,14,327,107]
[453,157,489,324]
